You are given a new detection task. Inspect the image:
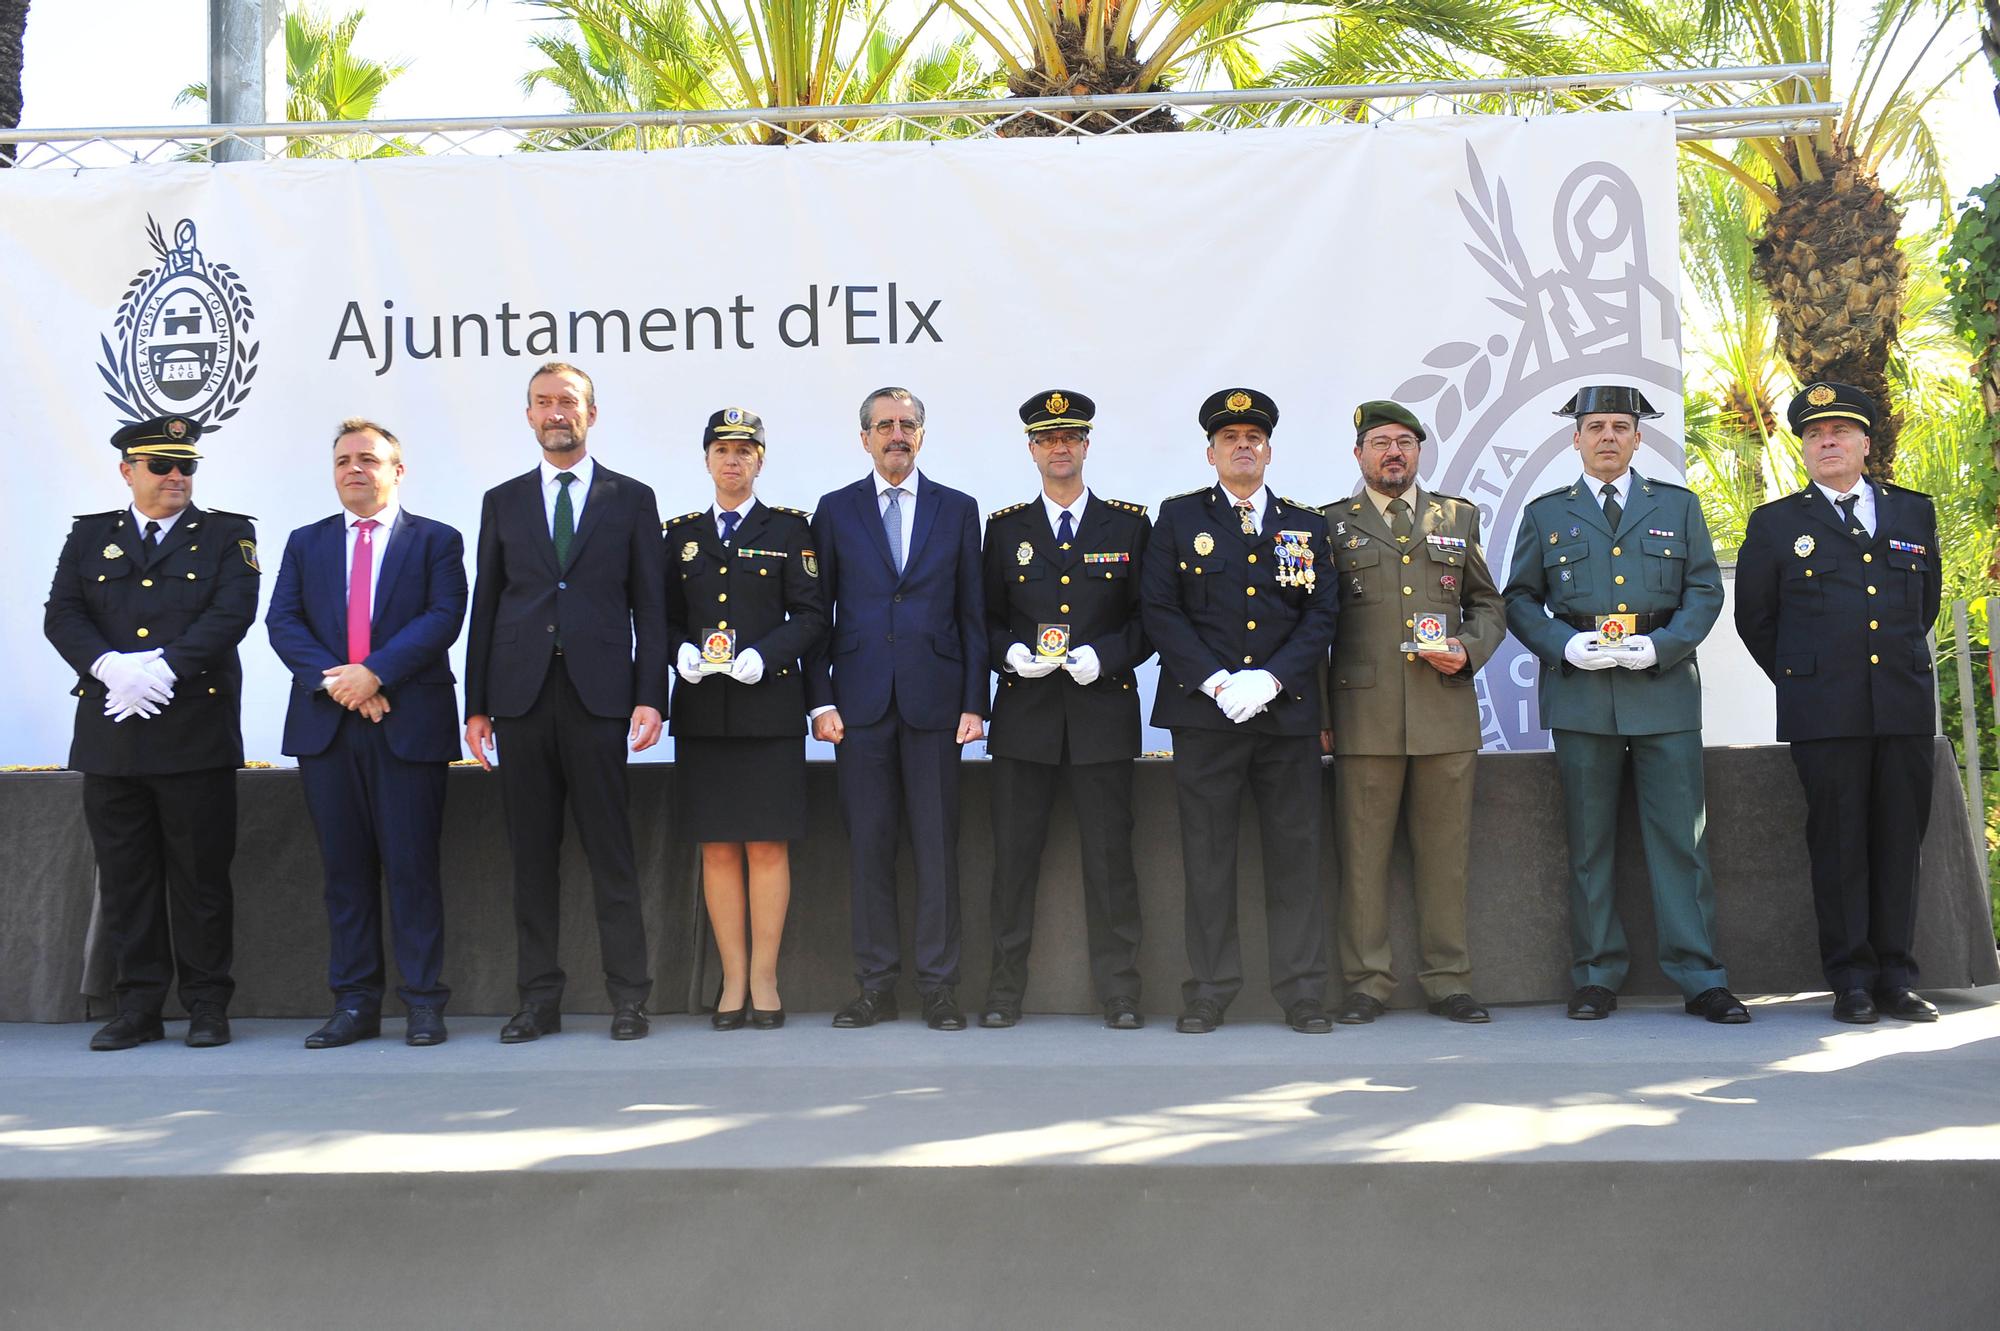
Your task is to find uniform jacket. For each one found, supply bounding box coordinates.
[1140,484,1338,736]
[1502,471,1721,736]
[464,463,668,721]
[664,499,828,739]
[1324,487,1504,755]
[983,492,1153,765]
[44,503,260,775]
[265,509,467,763]
[804,473,988,731]
[1734,481,1940,740]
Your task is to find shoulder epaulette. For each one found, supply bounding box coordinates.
[1280,496,1317,513]
[768,504,811,520]
[662,510,705,531]
[1101,497,1148,515]
[1427,492,1474,507]
[1639,476,1692,494]
[72,510,122,522]
[206,508,258,522]
[1160,486,1208,504]
[1878,480,1927,497]
[1530,484,1574,503]
[987,500,1032,521]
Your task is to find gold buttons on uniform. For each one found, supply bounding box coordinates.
[717,593,728,602]
[1247,554,1257,564]
[1402,586,1413,596]
[1614,575,1625,585]
[97,575,105,582]
[1402,555,1412,565]
[1060,604,1070,614]
[1405,618,1415,628]
[186,572,196,580]
[1180,561,1188,570]
[759,568,769,576]
[1663,549,1671,557]
[1246,620,1258,630]
[208,687,217,695]
[1867,585,1877,595]
[1617,603,1628,612]
[717,620,728,629]
[1243,655,1254,664]
[1871,654,1880,664]
[1060,575,1071,585]
[136,628,149,638]
[1863,553,1872,563]
[1870,620,1879,630]
[1558,556,1567,563]
[1612,546,1622,556]
[1406,652,1417,661]
[141,579,153,587]
[1246,587,1256,597]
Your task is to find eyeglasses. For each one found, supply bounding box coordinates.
[870,419,922,436]
[1360,438,1418,455]
[143,458,198,476]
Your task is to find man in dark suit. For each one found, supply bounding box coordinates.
[464,362,669,1042]
[1735,381,1943,1025]
[43,415,259,1050]
[267,419,467,1049]
[807,386,987,1031]
[980,389,1152,1029]
[1140,388,1339,1035]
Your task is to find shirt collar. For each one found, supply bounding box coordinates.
[1584,472,1630,506]
[874,469,920,499]
[541,454,594,488]
[716,495,757,529]
[1041,489,1089,532]
[1218,484,1269,523]
[347,499,399,532]
[1814,479,1869,507]
[130,505,185,538]
[1364,485,1418,520]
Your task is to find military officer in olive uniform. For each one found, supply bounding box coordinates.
[980,390,1153,1030]
[1322,400,1505,1025]
[43,416,260,1051]
[1502,385,1749,1024]
[1735,382,1942,1025]
[1140,388,1339,1035]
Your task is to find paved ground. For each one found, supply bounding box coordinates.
[5,988,1998,1178]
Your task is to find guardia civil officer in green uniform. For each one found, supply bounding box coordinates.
[43,416,260,1050]
[1735,382,1942,1025]
[980,390,1153,1030]
[665,409,828,1030]
[1140,388,1338,1035]
[1322,400,1505,1025]
[1501,385,1749,1024]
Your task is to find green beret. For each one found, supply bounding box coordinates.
[1353,400,1425,442]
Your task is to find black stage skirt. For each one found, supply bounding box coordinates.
[674,736,806,842]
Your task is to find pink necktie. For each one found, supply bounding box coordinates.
[348,519,379,664]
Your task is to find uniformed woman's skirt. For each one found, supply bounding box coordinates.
[674,736,807,843]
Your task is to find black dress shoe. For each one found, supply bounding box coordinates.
[712,1004,748,1031]
[1566,985,1617,1020]
[610,1004,650,1040]
[923,987,967,1031]
[500,1007,561,1043]
[1103,997,1144,1030]
[1832,989,1879,1024]
[1684,987,1751,1024]
[978,1003,1020,1029]
[1429,993,1491,1024]
[1176,1000,1224,1034]
[305,1008,382,1049]
[750,1006,786,1030]
[89,1011,164,1051]
[832,988,899,1028]
[185,1004,232,1048]
[1286,1000,1334,1034]
[1875,987,1939,1022]
[1336,993,1385,1025]
[405,1006,447,1047]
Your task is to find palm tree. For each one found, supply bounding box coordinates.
[0,0,29,166]
[1943,0,1998,577]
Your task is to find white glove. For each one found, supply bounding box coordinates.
[93,649,173,707]
[1563,632,1618,672]
[676,642,705,685]
[727,648,765,685]
[1616,634,1659,670]
[144,656,177,688]
[1218,669,1281,723]
[1061,644,1101,686]
[106,695,163,723]
[1004,642,1061,678]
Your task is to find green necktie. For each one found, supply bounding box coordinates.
[1388,496,1412,544]
[1600,483,1622,531]
[554,471,577,568]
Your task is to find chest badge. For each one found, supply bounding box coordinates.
[681,540,699,563]
[1793,534,1815,558]
[1016,540,1034,566]
[102,543,125,560]
[1193,532,1215,556]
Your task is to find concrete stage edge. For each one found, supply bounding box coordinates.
[4,996,1999,1328]
[2,740,1993,1022]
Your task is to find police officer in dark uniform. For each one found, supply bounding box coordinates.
[665,409,828,1030]
[980,390,1153,1030]
[1735,381,1943,1024]
[43,416,260,1050]
[1140,388,1339,1034]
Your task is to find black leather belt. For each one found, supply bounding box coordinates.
[1561,612,1669,632]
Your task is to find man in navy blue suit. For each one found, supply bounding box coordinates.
[267,419,467,1048]
[807,387,987,1031]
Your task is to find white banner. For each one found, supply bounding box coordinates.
[3,110,1766,766]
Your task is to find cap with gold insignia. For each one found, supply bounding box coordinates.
[1353,400,1426,442]
[1199,387,1279,435]
[1020,390,1095,433]
[702,407,767,449]
[1786,381,1876,434]
[110,415,204,460]
[1554,386,1662,421]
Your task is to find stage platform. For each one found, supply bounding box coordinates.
[4,990,1999,1329]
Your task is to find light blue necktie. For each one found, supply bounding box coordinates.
[883,487,905,573]
[719,509,741,546]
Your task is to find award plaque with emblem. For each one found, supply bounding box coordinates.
[1035,623,1073,662]
[698,627,738,673]
[1401,612,1453,654]
[1593,613,1640,650]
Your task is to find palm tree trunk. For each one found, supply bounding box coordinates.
[0,0,30,167]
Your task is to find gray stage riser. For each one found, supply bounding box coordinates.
[3,1163,1996,1330]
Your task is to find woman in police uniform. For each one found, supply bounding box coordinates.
[665,409,828,1029]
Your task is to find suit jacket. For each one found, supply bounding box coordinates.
[1324,487,1504,756]
[1140,484,1337,736]
[266,509,467,763]
[1734,481,1940,741]
[44,504,260,776]
[664,499,828,738]
[804,473,987,730]
[983,492,1153,765]
[1502,470,1720,736]
[465,463,668,721]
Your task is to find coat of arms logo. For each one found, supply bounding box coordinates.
[97,216,259,431]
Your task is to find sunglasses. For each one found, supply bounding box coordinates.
[142,458,198,476]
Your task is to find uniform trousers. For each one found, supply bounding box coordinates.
[1170,727,1328,1011]
[1334,750,1476,1003]
[81,766,236,1014]
[1552,727,1728,998]
[495,657,652,1009]
[835,710,962,993]
[298,709,450,1014]
[986,751,1142,1008]
[1789,734,1933,992]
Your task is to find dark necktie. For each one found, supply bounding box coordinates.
[142,520,161,562]
[883,487,905,572]
[1056,509,1074,548]
[1236,498,1256,536]
[1387,496,1412,544]
[1837,494,1862,539]
[719,509,741,546]
[1600,483,1622,531]
[553,471,577,568]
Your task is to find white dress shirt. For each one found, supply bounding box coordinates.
[1586,471,1631,517]
[129,505,186,546]
[1042,490,1090,541]
[874,468,920,570]
[716,495,757,543]
[343,499,400,622]
[1815,479,1877,537]
[540,454,596,535]
[1221,484,1270,533]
